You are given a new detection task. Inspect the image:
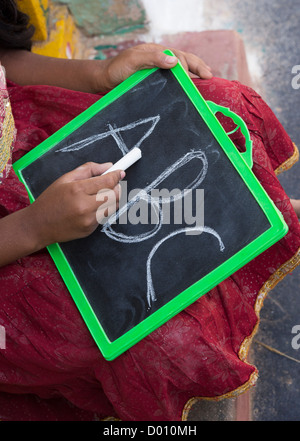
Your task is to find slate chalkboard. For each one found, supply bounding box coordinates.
[14,55,288,359]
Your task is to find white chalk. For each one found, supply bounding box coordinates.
[102,147,142,175]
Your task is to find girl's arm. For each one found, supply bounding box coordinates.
[0,47,106,93]
[0,43,212,93]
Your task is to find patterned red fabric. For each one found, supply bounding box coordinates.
[0,77,299,421]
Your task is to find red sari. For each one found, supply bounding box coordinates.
[0,77,299,421]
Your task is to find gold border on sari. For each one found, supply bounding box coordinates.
[275,143,299,175]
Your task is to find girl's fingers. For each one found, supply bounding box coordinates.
[59,162,113,183]
[123,44,212,79]
[95,190,120,224]
[125,46,177,72]
[84,170,125,196]
[173,51,213,79]
[105,43,213,90]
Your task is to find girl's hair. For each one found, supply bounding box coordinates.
[0,0,35,51]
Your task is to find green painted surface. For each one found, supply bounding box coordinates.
[52,0,146,36]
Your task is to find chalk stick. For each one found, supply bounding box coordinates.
[102,147,142,175]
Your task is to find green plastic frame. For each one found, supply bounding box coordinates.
[13,50,288,360]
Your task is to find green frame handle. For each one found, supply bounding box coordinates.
[206,101,253,169]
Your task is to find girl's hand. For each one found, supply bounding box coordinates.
[0,43,212,94]
[27,162,125,248]
[0,162,124,267]
[96,43,213,92]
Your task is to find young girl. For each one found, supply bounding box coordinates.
[0,0,299,421]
